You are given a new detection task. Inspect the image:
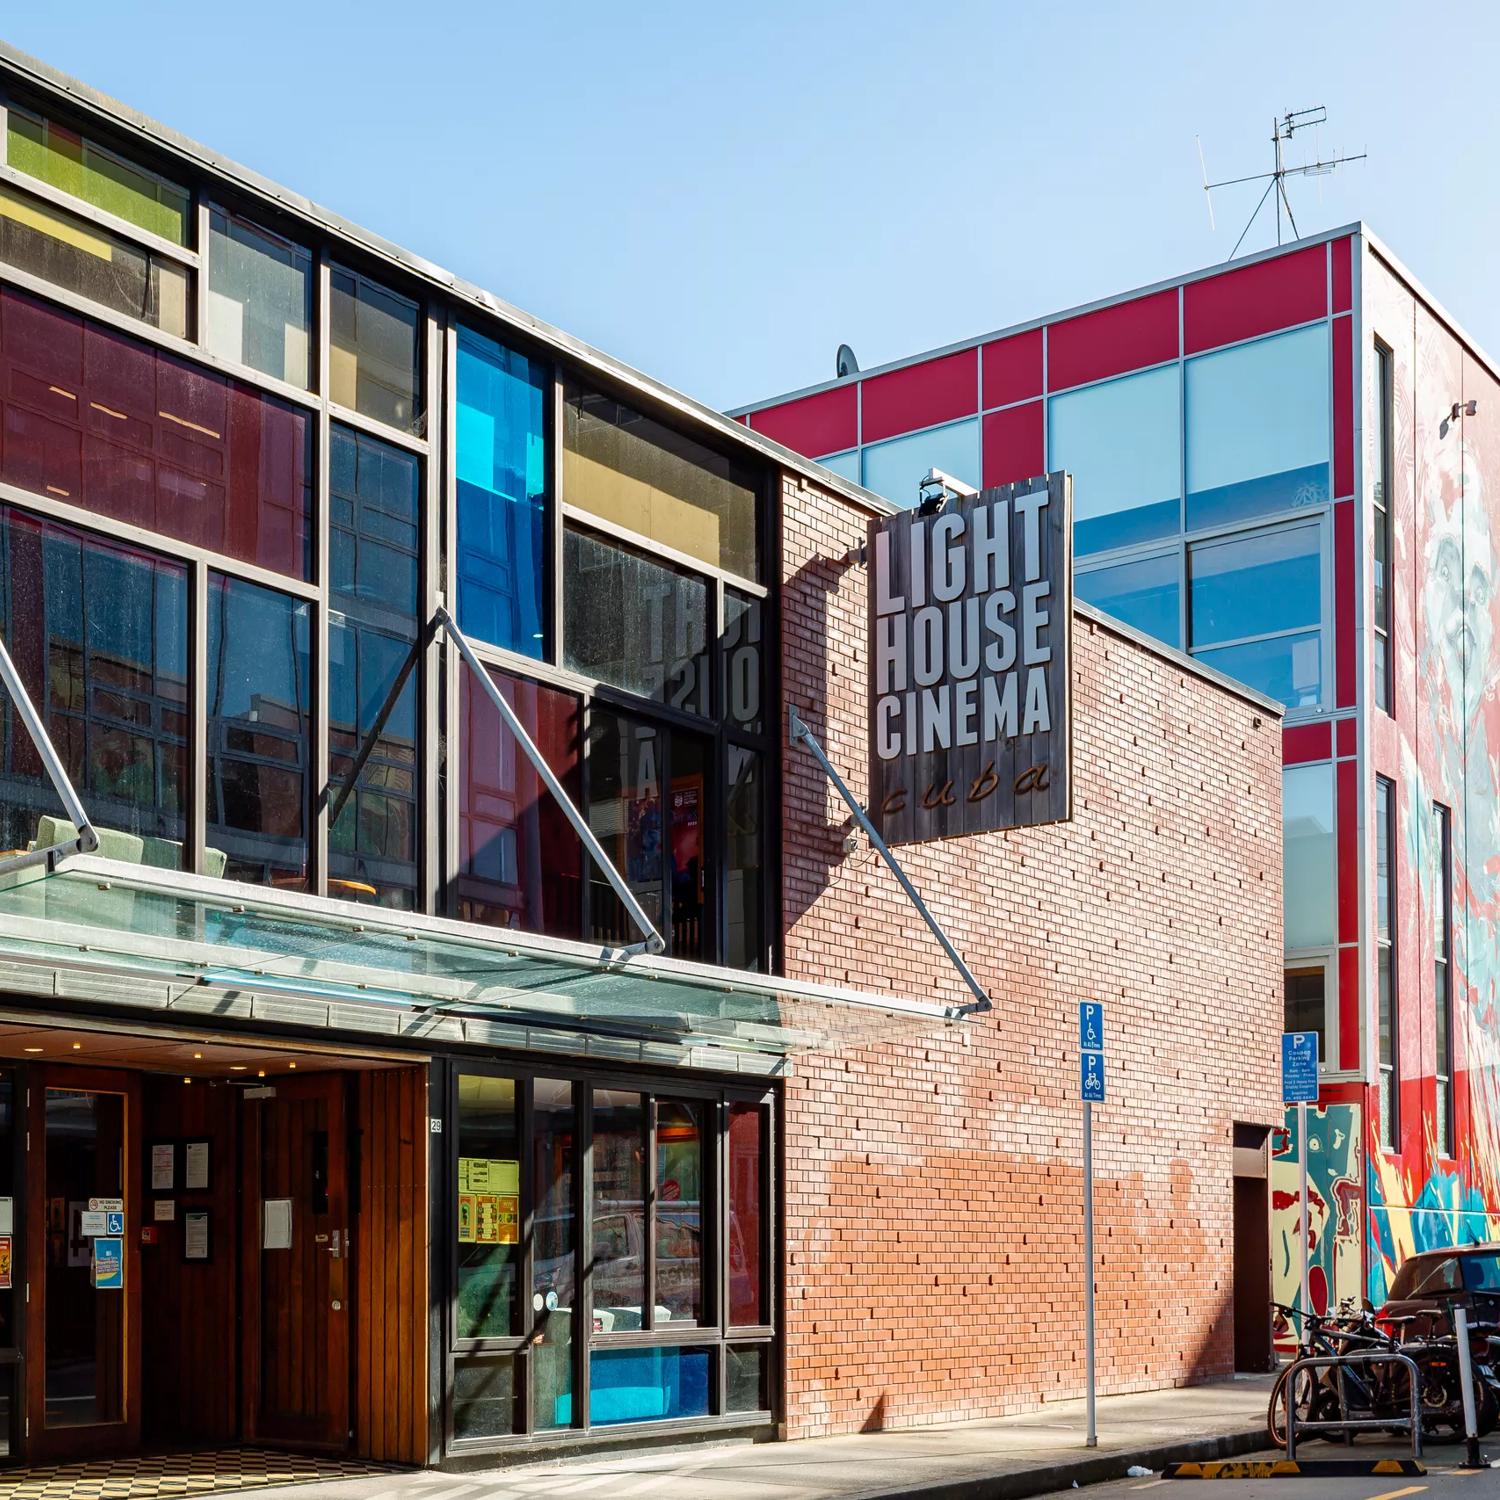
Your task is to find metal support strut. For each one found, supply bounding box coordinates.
[436,607,666,956]
[788,704,992,1016]
[0,632,98,876]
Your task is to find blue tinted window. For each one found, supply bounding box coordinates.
[330,425,419,619]
[1284,763,1336,949]
[1186,324,1329,530]
[817,449,861,483]
[861,419,979,507]
[1075,553,1181,647]
[456,327,547,656]
[1189,523,1321,647]
[1048,365,1180,556]
[1194,632,1322,708]
[588,1346,711,1426]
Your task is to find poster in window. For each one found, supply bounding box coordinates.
[0,1236,11,1289]
[473,1194,519,1245]
[457,1157,519,1194]
[457,1194,476,1243]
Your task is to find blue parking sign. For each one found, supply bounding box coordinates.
[1281,1031,1319,1104]
[1081,1051,1105,1102]
[1079,1001,1104,1053]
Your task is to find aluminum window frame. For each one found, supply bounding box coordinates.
[1375,775,1400,1151]
[1283,952,1338,1074]
[1372,338,1394,717]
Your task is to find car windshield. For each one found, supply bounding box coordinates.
[1388,1255,1462,1299]
[1462,1254,1500,1293]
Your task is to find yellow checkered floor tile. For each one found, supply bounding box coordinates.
[0,1448,395,1500]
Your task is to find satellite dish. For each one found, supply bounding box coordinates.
[836,343,859,379]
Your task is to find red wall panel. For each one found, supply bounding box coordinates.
[1337,756,1359,944]
[981,328,1043,408]
[861,349,977,443]
[1336,717,1356,758]
[1332,237,1353,315]
[1339,944,1360,1072]
[1333,316,1353,497]
[1047,289,1178,391]
[981,401,1043,488]
[749,384,856,457]
[1184,244,1328,354]
[1335,499,1355,706]
[1282,722,1332,765]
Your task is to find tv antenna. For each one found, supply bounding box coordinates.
[1199,108,1366,260]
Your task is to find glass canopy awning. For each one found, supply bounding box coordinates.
[0,855,969,1062]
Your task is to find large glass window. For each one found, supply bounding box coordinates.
[1048,364,1179,555]
[564,382,760,580]
[1433,802,1453,1157]
[655,1100,707,1326]
[0,508,187,860]
[816,449,860,484]
[1283,762,1336,952]
[0,288,312,578]
[205,209,312,388]
[455,1074,521,1341]
[532,1079,576,1432]
[205,573,310,887]
[728,1102,766,1326]
[328,425,420,907]
[455,327,547,657]
[564,528,710,714]
[1284,966,1328,1058]
[860,418,979,509]
[0,180,190,337]
[6,104,190,244]
[456,669,583,937]
[1185,323,1329,531]
[330,267,420,433]
[1377,776,1399,1149]
[590,1089,646,1327]
[725,747,765,971]
[1188,522,1322,708]
[1075,552,1181,647]
[1374,341,1394,715]
[723,591,763,735]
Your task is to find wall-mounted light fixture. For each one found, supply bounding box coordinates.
[917,467,979,517]
[1450,399,1478,422]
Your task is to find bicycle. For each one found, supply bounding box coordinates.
[1266,1302,1406,1448]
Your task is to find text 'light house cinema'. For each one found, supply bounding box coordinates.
[736,223,1500,1333]
[0,41,1283,1468]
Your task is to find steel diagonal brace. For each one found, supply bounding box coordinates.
[435,606,666,956]
[0,632,99,875]
[787,704,992,1017]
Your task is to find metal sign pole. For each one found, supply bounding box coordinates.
[1298,1099,1310,1340]
[1084,1096,1097,1448]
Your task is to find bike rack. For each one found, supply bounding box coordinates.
[1284,1349,1423,1462]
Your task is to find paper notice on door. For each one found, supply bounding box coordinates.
[154,1199,176,1221]
[262,1198,293,1250]
[0,1197,13,1236]
[184,1211,209,1262]
[80,1210,108,1236]
[184,1141,209,1191]
[150,1143,175,1191]
[458,1157,520,1195]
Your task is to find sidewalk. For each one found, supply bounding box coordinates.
[252,1376,1276,1500]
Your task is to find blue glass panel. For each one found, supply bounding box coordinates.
[1075,553,1181,647]
[1283,762,1336,949]
[455,326,547,657]
[1186,324,1329,530]
[1193,630,1322,709]
[1048,365,1180,557]
[588,1345,712,1426]
[817,449,861,483]
[860,419,979,508]
[1188,524,1320,647]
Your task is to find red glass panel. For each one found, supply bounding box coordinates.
[457,669,583,938]
[861,348,978,443]
[749,384,857,458]
[981,328,1043,408]
[728,1103,764,1326]
[981,400,1043,488]
[1047,289,1178,390]
[1183,244,1327,354]
[1281,722,1332,765]
[0,287,310,577]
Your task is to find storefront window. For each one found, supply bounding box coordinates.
[586,710,663,948]
[205,573,310,887]
[532,1079,576,1432]
[451,1358,518,1442]
[728,1103,765,1326]
[726,1345,770,1414]
[455,1074,521,1341]
[563,382,761,581]
[655,1100,706,1326]
[456,327,547,657]
[1283,762,1336,952]
[724,591,763,734]
[205,209,312,388]
[1048,365,1179,556]
[564,527,710,714]
[860,418,979,509]
[668,733,709,961]
[591,1090,646,1325]
[456,668,583,936]
[588,1346,711,1426]
[1186,323,1329,531]
[1075,552,1181,648]
[329,267,420,433]
[0,288,312,578]
[0,181,191,337]
[725,748,765,971]
[0,508,187,861]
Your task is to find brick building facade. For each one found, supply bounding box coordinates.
[777,474,1286,1435]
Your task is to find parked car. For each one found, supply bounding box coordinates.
[1379,1243,1500,1337]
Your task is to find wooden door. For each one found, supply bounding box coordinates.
[242,1074,350,1451]
[24,1067,142,1461]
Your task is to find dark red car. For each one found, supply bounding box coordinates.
[1379,1243,1500,1337]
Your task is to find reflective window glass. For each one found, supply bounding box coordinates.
[564,382,760,580]
[0,509,187,861]
[455,1074,520,1341]
[455,327,547,656]
[860,419,979,509]
[1193,632,1321,709]
[591,1090,646,1325]
[330,267,420,433]
[723,591,763,734]
[588,1346,711,1426]
[205,573,310,887]
[455,668,582,937]
[0,289,311,578]
[726,1344,769,1414]
[330,425,419,618]
[726,747,765,971]
[451,1358,518,1441]
[656,1100,705,1325]
[532,1079,575,1431]
[1075,553,1181,647]
[1283,762,1336,951]
[7,105,190,244]
[728,1102,765,1325]
[1186,324,1329,530]
[1188,524,1321,646]
[564,528,710,715]
[1048,365,1179,555]
[668,733,710,961]
[817,449,860,483]
[1284,967,1326,1056]
[0,180,190,337]
[586,710,663,948]
[205,209,312,388]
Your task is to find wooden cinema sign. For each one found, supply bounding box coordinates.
[868,472,1073,845]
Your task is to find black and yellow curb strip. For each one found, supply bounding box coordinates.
[1165,1458,1426,1479]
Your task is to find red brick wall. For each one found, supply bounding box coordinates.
[778,474,1285,1437]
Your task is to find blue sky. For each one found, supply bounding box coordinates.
[8,3,1499,411]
